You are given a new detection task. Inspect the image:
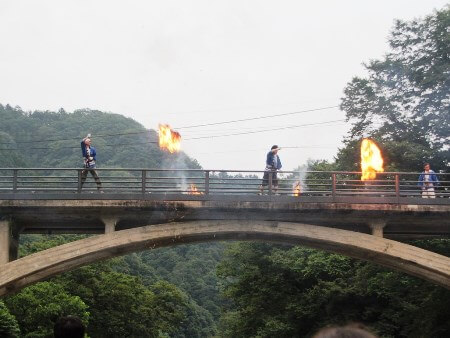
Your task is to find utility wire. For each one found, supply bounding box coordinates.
[0,118,345,151]
[0,105,339,145]
[175,105,339,129]
[183,119,345,140]
[195,145,337,155]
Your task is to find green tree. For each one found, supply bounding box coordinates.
[0,301,20,338]
[217,242,450,338]
[339,6,449,172]
[18,228,221,337]
[0,132,27,167]
[54,262,195,337]
[4,282,89,338]
[140,243,225,322]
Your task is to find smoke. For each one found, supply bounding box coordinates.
[293,164,308,194]
[160,152,193,193]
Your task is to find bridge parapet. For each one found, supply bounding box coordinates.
[0,168,449,201]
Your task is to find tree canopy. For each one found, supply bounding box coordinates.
[217,241,450,338]
[0,104,201,170]
[338,6,449,171]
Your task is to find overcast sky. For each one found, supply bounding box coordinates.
[0,0,447,171]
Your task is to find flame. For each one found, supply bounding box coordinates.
[188,184,203,195]
[158,124,181,153]
[293,182,301,196]
[360,138,384,181]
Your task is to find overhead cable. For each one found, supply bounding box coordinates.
[175,105,339,129]
[0,105,339,145]
[184,119,345,140]
[0,118,345,151]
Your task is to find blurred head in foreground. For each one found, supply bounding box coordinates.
[313,323,378,338]
[54,315,85,338]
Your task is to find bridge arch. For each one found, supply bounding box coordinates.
[1,221,449,297]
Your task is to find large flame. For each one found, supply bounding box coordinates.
[188,184,203,195]
[293,182,301,196]
[158,124,181,153]
[360,138,384,181]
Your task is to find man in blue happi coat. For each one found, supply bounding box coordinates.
[80,134,103,192]
[259,145,282,194]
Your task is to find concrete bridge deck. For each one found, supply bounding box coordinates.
[0,168,449,295]
[1,195,449,239]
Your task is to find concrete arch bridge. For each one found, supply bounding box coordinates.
[0,168,449,296]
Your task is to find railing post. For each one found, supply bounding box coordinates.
[77,169,82,194]
[395,174,400,200]
[332,173,336,198]
[268,171,273,195]
[12,169,18,193]
[205,171,210,195]
[141,170,147,194]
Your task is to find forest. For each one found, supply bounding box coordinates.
[0,6,449,338]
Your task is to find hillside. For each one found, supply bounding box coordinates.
[0,104,200,169]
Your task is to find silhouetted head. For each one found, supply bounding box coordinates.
[54,316,85,338]
[313,324,377,338]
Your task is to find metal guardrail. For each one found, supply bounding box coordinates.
[0,168,448,199]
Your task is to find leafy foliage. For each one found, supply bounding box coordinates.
[4,282,89,338]
[339,6,449,172]
[138,243,225,321]
[0,301,20,338]
[16,235,221,337]
[217,242,450,338]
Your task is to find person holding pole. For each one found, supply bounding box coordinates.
[259,145,282,195]
[80,134,103,192]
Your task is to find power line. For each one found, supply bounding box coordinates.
[0,118,345,151]
[176,105,339,129]
[0,105,339,145]
[195,145,338,155]
[183,119,345,140]
[164,99,340,116]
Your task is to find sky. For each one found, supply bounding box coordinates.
[0,0,447,171]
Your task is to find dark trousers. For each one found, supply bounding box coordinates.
[81,169,102,190]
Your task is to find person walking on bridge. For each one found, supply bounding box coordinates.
[418,162,438,198]
[260,145,282,194]
[80,134,103,192]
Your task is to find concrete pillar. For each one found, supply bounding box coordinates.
[102,216,117,234]
[0,219,19,264]
[369,220,386,238]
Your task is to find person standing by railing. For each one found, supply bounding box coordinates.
[259,145,282,194]
[80,134,103,192]
[418,162,438,198]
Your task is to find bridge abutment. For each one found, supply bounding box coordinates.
[0,219,19,264]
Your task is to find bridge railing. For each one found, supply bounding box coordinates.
[0,168,448,198]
